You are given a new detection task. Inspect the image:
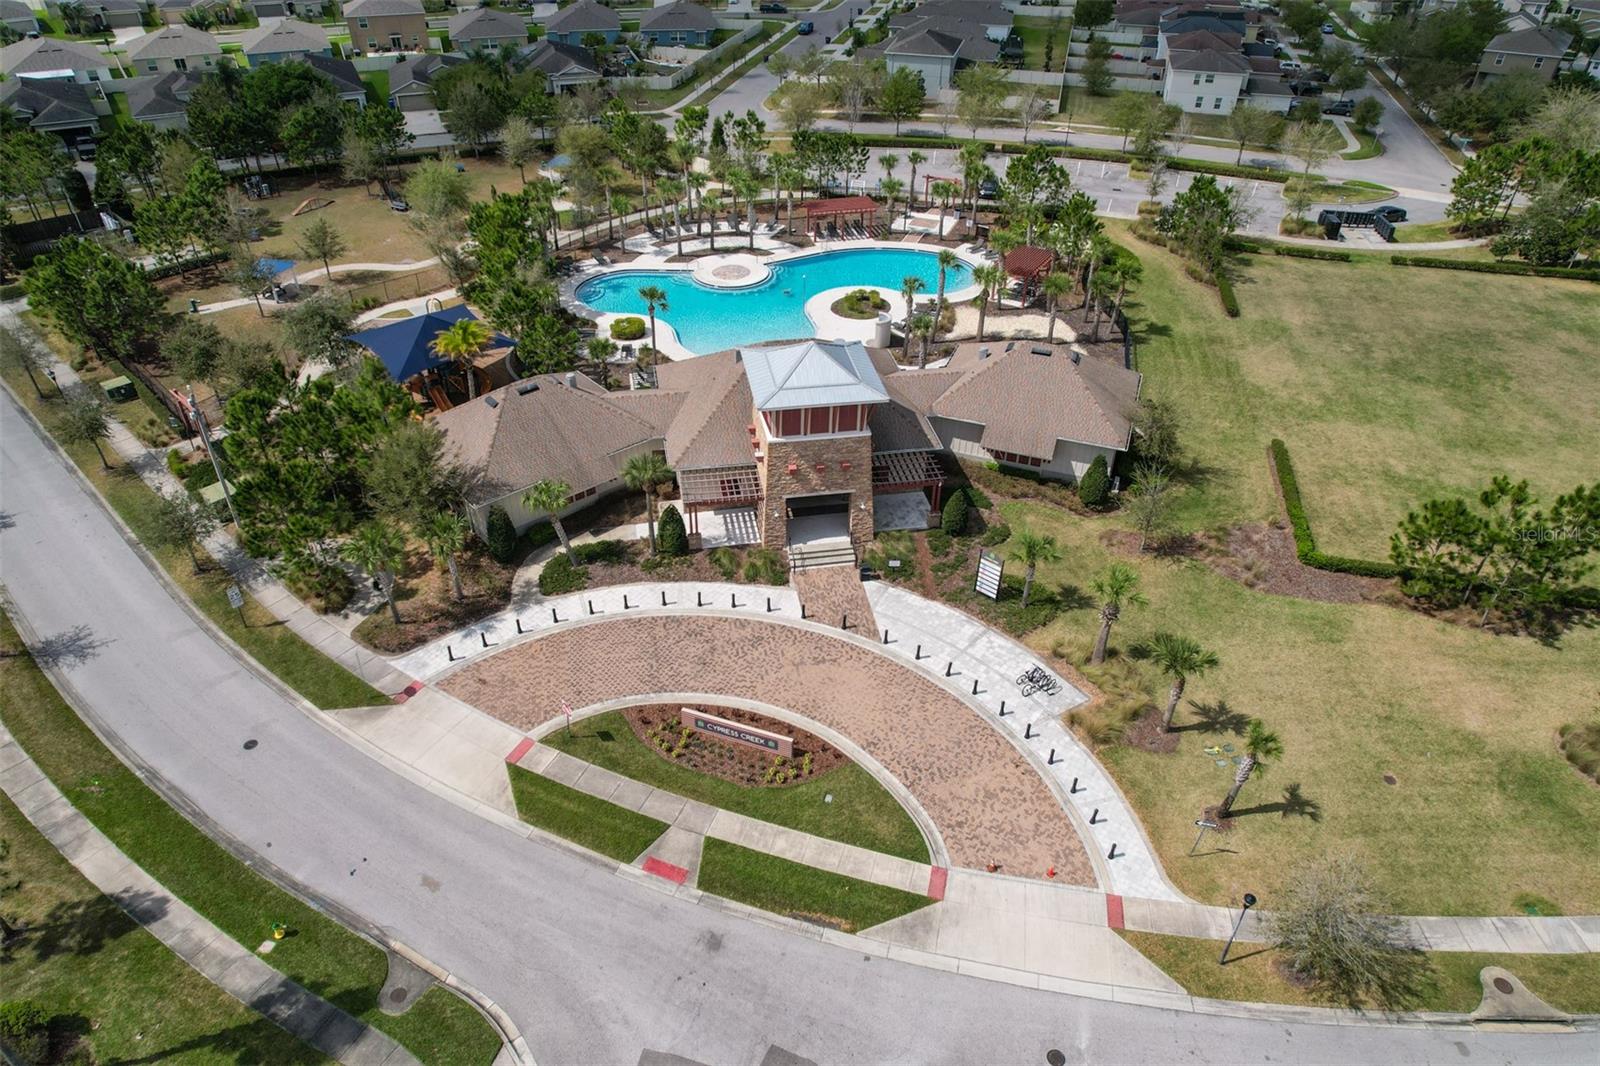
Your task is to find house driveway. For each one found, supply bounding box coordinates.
[439,613,1095,884]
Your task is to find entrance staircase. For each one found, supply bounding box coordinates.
[787,538,858,572]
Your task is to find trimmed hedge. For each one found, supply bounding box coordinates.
[1270,439,1400,579]
[610,316,647,340]
[525,520,557,552]
[485,505,518,563]
[1274,246,1352,262]
[657,504,688,556]
[845,136,1299,185]
[572,538,627,564]
[538,551,589,595]
[1389,255,1600,283]
[1216,272,1240,317]
[1078,455,1110,508]
[940,490,969,536]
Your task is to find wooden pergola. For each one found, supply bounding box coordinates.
[802,195,880,237]
[872,450,947,511]
[1003,245,1056,306]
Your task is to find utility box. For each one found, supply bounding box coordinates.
[101,375,136,403]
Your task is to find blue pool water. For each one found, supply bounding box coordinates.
[575,248,974,354]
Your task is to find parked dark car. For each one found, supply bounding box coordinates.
[978,178,1000,199]
[759,2,787,11]
[1321,21,1334,32]
[796,20,813,33]
[1290,80,1324,96]
[1322,98,1355,116]
[1373,205,1407,223]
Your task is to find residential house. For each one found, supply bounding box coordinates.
[125,24,223,74]
[519,38,601,92]
[249,0,328,18]
[123,68,203,128]
[1154,18,1290,114]
[240,18,332,63]
[387,51,466,109]
[0,36,115,85]
[448,6,528,53]
[2,0,40,36]
[302,52,370,105]
[77,0,153,31]
[542,0,620,46]
[1568,0,1600,34]
[154,0,229,26]
[344,0,427,54]
[431,337,1140,553]
[0,77,100,145]
[638,0,719,47]
[868,1,1013,92]
[1474,25,1573,85]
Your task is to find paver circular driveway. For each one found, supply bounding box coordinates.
[440,613,1095,884]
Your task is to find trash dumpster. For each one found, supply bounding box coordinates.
[101,375,136,403]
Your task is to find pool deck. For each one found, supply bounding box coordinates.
[561,238,990,361]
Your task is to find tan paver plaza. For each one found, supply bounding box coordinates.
[440,615,1094,884]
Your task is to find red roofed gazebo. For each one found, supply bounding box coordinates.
[1003,245,1055,306]
[801,195,880,238]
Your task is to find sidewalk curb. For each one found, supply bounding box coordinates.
[0,377,532,1066]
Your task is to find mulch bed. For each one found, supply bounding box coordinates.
[1122,707,1182,755]
[620,702,847,787]
[353,542,515,654]
[582,543,788,591]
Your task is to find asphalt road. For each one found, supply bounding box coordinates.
[2,386,1592,1066]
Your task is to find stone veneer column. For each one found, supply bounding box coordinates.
[760,432,875,550]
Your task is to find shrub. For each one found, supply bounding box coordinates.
[610,316,647,340]
[1215,272,1240,317]
[524,520,557,552]
[708,545,739,579]
[485,505,518,563]
[981,521,1011,546]
[1270,439,1400,578]
[962,484,992,509]
[0,283,25,301]
[1389,255,1600,283]
[926,528,953,556]
[742,547,787,585]
[573,538,627,564]
[0,1000,50,1062]
[538,551,589,595]
[657,504,688,556]
[1273,246,1352,262]
[940,490,969,535]
[165,448,186,478]
[1077,455,1111,508]
[280,553,355,614]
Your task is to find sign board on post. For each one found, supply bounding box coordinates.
[975,550,1003,600]
[680,707,794,757]
[226,584,244,610]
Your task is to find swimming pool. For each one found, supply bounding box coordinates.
[575,247,975,354]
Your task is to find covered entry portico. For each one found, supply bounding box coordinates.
[784,491,854,547]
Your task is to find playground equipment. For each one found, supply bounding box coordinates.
[291,196,335,217]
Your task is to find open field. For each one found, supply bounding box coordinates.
[0,790,327,1063]
[1013,15,1071,72]
[1112,220,1600,559]
[1120,931,1600,1014]
[543,710,930,861]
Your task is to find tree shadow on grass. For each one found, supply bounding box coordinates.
[5,889,161,964]
[1174,699,1251,736]
[1227,782,1323,823]
[101,1014,331,1065]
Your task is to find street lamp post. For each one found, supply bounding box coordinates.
[187,386,241,531]
[1219,892,1257,966]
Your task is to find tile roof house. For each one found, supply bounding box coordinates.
[518,38,602,92]
[154,0,230,26]
[448,6,529,52]
[1,36,115,84]
[0,77,100,141]
[240,18,333,63]
[124,68,204,128]
[1474,25,1573,86]
[71,0,149,32]
[249,0,328,19]
[2,0,40,35]
[125,25,223,74]
[1154,5,1289,114]
[345,0,427,54]
[542,0,621,45]
[868,0,1013,91]
[387,51,466,109]
[638,0,720,46]
[433,337,1139,555]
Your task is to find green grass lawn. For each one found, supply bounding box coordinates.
[1340,128,1383,161]
[1120,931,1600,1014]
[2,355,387,711]
[0,615,500,1065]
[697,839,932,933]
[507,765,668,863]
[0,791,329,1063]
[542,712,929,862]
[974,223,1600,916]
[1392,219,1466,243]
[1013,15,1071,72]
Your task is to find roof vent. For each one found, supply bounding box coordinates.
[977,347,991,359]
[1031,346,1053,357]
[516,381,540,395]
[483,395,499,408]
[1005,341,1017,352]
[565,371,577,387]
[1071,350,1081,365]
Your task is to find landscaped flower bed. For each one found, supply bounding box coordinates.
[623,702,845,787]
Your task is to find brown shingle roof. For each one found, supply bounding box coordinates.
[655,350,758,470]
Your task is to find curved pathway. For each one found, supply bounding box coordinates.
[439,613,1095,884]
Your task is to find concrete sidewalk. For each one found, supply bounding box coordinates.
[0,725,420,1066]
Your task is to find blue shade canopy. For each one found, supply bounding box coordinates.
[347,305,512,383]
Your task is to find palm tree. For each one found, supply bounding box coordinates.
[931,180,957,237]
[424,510,470,602]
[657,177,686,256]
[523,478,574,558]
[1107,257,1143,339]
[430,317,491,400]
[1081,233,1113,311]
[880,177,904,234]
[1042,271,1073,342]
[1219,720,1284,817]
[910,312,935,366]
[1146,632,1220,732]
[932,249,959,356]
[623,452,672,554]
[702,193,723,251]
[343,520,406,624]
[972,263,1006,341]
[1088,265,1118,342]
[899,274,924,330]
[638,285,668,355]
[1009,531,1061,609]
[1089,563,1146,665]
[906,150,927,209]
[732,170,761,249]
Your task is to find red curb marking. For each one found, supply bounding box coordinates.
[505,738,535,764]
[391,680,425,704]
[927,866,948,901]
[642,857,689,884]
[1106,893,1125,930]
